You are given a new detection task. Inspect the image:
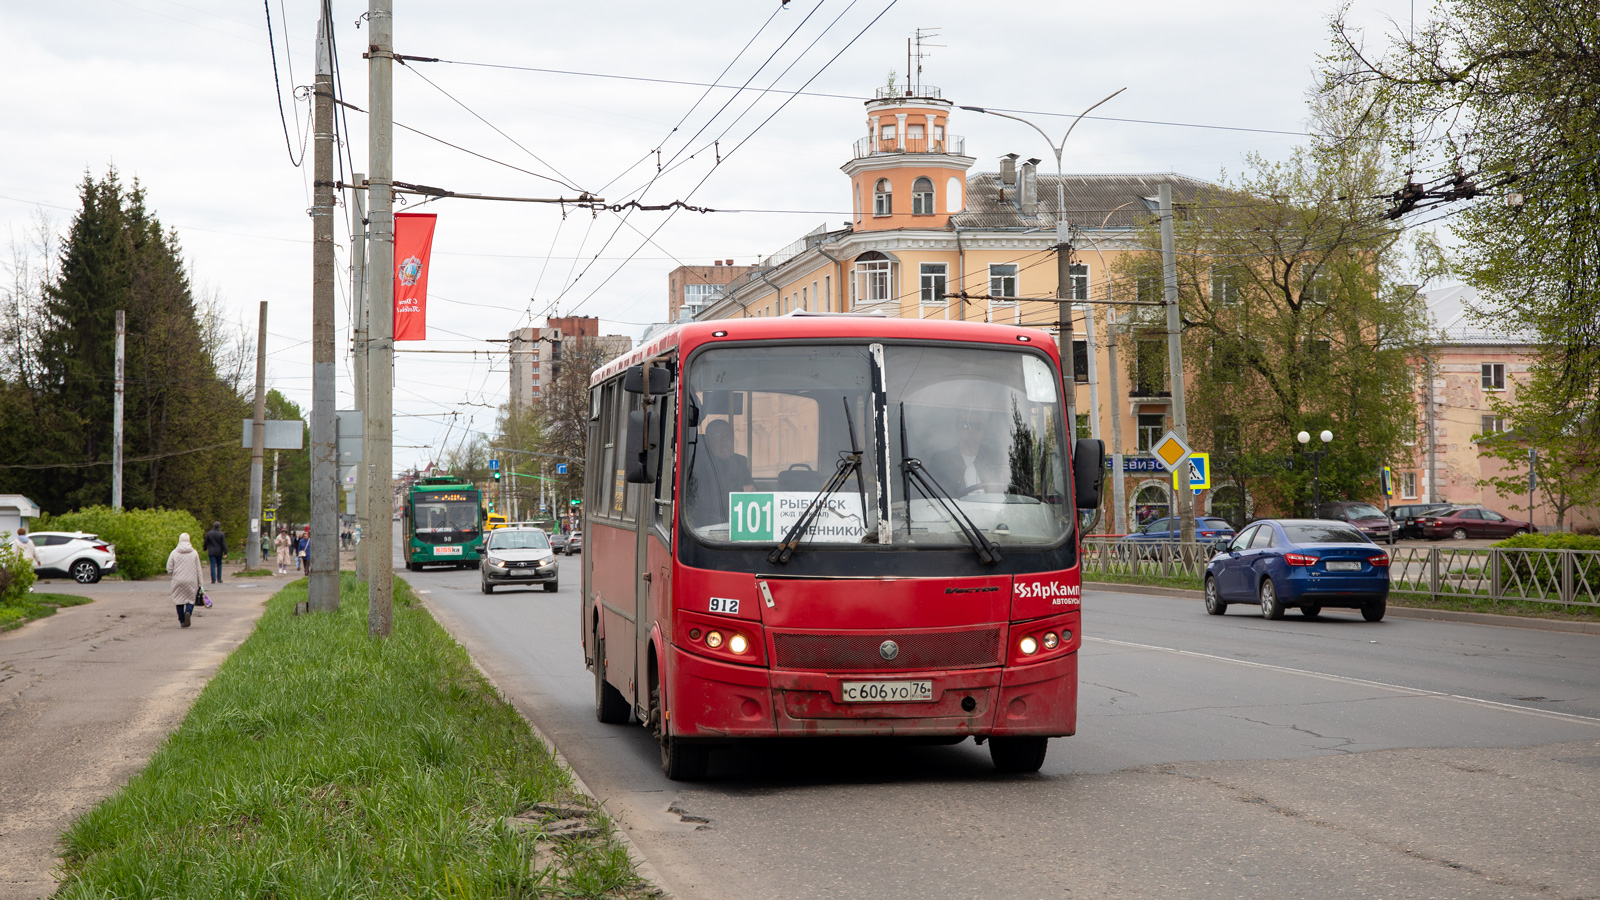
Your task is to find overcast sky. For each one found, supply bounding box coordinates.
[1,0,1429,473]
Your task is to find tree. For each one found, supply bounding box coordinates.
[264,390,310,526]
[541,338,608,508]
[1477,367,1600,531]
[1325,1,1600,448]
[1117,87,1438,515]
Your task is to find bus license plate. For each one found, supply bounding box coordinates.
[435,546,462,555]
[841,680,933,703]
[1325,560,1359,571]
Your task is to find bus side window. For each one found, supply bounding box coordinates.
[596,381,618,519]
[653,386,676,535]
[611,384,632,519]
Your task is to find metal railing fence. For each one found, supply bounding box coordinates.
[1080,539,1600,609]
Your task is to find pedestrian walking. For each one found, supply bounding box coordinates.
[9,526,38,567]
[166,533,203,628]
[274,528,292,575]
[202,521,227,584]
[297,527,310,575]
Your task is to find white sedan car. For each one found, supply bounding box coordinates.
[28,531,118,583]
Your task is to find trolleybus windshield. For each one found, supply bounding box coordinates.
[682,342,1070,549]
[413,497,480,534]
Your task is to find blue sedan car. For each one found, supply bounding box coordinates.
[1203,519,1390,621]
[1119,516,1237,558]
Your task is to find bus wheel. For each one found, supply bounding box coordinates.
[652,683,709,781]
[989,736,1048,774]
[593,638,632,724]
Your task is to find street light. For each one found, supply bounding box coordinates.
[1297,429,1334,516]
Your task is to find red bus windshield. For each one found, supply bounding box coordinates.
[682,342,1071,551]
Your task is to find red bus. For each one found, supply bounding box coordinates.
[583,314,1105,779]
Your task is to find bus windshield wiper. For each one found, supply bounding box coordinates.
[769,397,866,565]
[899,403,1002,565]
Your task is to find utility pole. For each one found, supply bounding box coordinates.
[366,0,396,637]
[1104,308,1127,535]
[112,310,125,510]
[1159,183,1194,544]
[248,302,268,569]
[308,4,339,612]
[351,172,368,576]
[1425,353,1438,502]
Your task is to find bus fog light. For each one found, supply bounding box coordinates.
[705,631,724,649]
[1042,632,1059,650]
[1061,630,1072,643]
[1019,635,1038,655]
[728,634,749,654]
[688,628,702,641]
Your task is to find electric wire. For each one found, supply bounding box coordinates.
[263,0,307,166]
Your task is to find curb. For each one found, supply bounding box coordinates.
[412,591,676,900]
[1083,581,1600,635]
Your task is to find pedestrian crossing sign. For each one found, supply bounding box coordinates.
[1172,452,1210,491]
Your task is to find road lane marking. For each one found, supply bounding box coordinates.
[1085,636,1600,727]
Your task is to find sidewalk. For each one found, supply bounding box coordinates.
[0,566,288,900]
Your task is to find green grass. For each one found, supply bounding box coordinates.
[1388,591,1600,621]
[56,573,650,899]
[0,591,93,632]
[233,568,273,578]
[1085,572,1205,592]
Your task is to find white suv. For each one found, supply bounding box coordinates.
[28,532,118,583]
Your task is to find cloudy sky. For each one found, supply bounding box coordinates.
[1,0,1427,473]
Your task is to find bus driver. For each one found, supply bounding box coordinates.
[687,419,753,524]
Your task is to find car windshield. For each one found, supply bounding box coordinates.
[1343,503,1385,519]
[1283,523,1370,544]
[488,531,550,550]
[682,343,1071,548]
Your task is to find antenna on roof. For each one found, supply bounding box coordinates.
[911,27,943,96]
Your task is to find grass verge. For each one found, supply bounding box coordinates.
[1085,572,1204,592]
[232,568,273,578]
[0,592,93,632]
[56,572,652,899]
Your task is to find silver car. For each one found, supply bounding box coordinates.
[480,527,559,594]
[28,531,118,584]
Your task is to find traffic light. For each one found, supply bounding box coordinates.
[493,469,502,482]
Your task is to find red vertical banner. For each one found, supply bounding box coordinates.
[393,213,437,341]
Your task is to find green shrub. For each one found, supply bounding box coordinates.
[37,507,205,580]
[1494,532,1600,552]
[0,533,38,604]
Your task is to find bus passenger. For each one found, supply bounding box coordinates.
[687,419,753,524]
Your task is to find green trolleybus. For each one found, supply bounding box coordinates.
[402,475,485,570]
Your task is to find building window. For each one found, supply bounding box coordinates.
[989,264,1018,301]
[1137,413,1166,451]
[912,177,935,215]
[1482,362,1506,391]
[1211,266,1241,305]
[919,262,947,305]
[1072,340,1089,383]
[1133,482,1171,527]
[1069,263,1089,301]
[880,123,897,143]
[825,275,832,312]
[873,178,892,216]
[1302,263,1330,305]
[855,253,893,304]
[1134,340,1168,396]
[1401,471,1418,499]
[1212,336,1243,383]
[934,124,945,145]
[906,123,924,150]
[1479,415,1507,438]
[1137,274,1164,304]
[1214,415,1241,452]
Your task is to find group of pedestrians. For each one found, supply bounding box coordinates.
[164,522,317,629]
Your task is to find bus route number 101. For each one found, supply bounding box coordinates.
[730,493,775,542]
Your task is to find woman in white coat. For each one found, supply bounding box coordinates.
[166,533,204,628]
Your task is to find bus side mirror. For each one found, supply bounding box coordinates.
[1073,438,1106,510]
[624,409,659,484]
[624,365,671,396]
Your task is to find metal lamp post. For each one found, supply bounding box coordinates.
[1297,429,1333,516]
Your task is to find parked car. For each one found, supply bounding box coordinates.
[1388,502,1454,540]
[480,526,559,594]
[1315,501,1395,543]
[1119,517,1236,558]
[27,531,117,584]
[1418,506,1536,541]
[1203,519,1390,621]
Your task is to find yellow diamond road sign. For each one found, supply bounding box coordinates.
[1152,430,1193,472]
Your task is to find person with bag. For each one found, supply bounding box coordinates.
[166,533,204,628]
[297,527,310,574]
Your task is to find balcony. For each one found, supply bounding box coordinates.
[875,85,942,100]
[851,134,967,160]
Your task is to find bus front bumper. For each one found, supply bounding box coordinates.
[669,645,1077,740]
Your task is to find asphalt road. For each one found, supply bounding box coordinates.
[412,548,1600,900]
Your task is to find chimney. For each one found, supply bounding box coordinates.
[999,153,1018,186]
[714,259,723,267]
[725,259,734,266]
[1019,159,1039,215]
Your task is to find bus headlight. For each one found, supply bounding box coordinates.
[728,633,749,654]
[1042,632,1059,650]
[1019,635,1039,655]
[705,631,724,649]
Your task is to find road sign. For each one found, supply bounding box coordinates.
[489,459,499,470]
[1172,452,1210,491]
[1151,430,1193,472]
[1381,466,1393,496]
[263,508,276,522]
[556,463,568,475]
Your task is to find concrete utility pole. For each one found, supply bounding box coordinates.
[1424,354,1438,502]
[1105,309,1127,535]
[1159,183,1194,544]
[112,310,125,510]
[366,0,396,637]
[351,172,368,576]
[247,302,268,569]
[308,5,339,611]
